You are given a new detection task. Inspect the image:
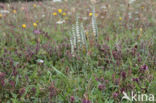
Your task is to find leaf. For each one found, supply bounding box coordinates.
[51,65,67,78]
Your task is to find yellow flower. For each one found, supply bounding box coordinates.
[58,9,62,13]
[33,4,37,8]
[22,24,26,29]
[62,12,66,16]
[119,17,122,21]
[89,13,93,16]
[33,23,37,27]
[95,13,98,17]
[140,28,143,32]
[13,10,17,14]
[0,14,2,18]
[52,12,57,16]
[36,20,39,23]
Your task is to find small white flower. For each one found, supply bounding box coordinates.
[101,5,106,9]
[56,20,65,24]
[82,17,88,20]
[67,11,72,15]
[129,0,136,4]
[0,10,10,14]
[135,18,139,21]
[101,16,104,19]
[42,14,45,18]
[135,11,139,14]
[53,0,62,2]
[128,12,132,19]
[34,16,37,18]
[37,59,44,63]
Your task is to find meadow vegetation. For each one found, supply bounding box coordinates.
[0,0,156,102]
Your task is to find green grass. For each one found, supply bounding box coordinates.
[0,0,156,103]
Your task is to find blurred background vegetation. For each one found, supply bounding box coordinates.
[0,0,43,2]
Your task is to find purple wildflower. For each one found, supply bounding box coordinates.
[113,92,118,98]
[9,80,15,87]
[121,88,125,93]
[132,78,139,82]
[0,72,6,87]
[32,87,36,93]
[100,77,104,82]
[70,96,75,103]
[0,72,5,79]
[82,98,91,103]
[137,57,142,62]
[95,78,99,81]
[98,84,105,91]
[140,64,148,70]
[19,88,25,96]
[121,71,126,78]
[49,82,57,98]
[33,30,41,34]
[115,78,120,85]
[1,80,5,86]
[13,68,18,76]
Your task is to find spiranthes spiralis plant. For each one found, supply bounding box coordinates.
[76,16,81,44]
[70,16,88,56]
[80,23,88,51]
[72,24,77,48]
[92,6,98,42]
[70,38,74,57]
